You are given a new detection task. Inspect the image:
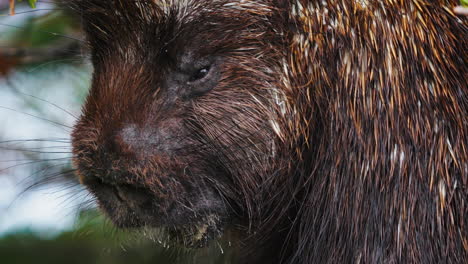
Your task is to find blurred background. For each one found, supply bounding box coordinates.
[0,1,234,263]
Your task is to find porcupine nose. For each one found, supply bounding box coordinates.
[115,119,184,158]
[88,120,181,188]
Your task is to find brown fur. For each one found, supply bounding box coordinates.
[70,1,467,263]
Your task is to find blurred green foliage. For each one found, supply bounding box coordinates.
[9,12,77,47]
[18,0,38,9]
[0,210,236,264]
[1,0,83,76]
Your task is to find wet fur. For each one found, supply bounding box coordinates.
[70,1,467,263]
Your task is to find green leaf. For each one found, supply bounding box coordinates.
[16,0,38,9]
[27,0,37,8]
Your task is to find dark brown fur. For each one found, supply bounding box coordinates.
[70,0,467,263]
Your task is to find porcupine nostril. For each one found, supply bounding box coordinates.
[114,184,154,210]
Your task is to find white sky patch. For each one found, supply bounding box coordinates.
[0,62,91,236]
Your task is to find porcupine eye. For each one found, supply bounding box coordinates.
[173,53,220,98]
[185,61,219,97]
[189,66,211,82]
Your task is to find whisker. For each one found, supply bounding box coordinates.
[26,57,86,73]
[0,157,72,173]
[0,138,70,144]
[75,198,97,212]
[0,105,73,130]
[20,168,77,192]
[69,192,98,215]
[16,162,74,186]
[19,146,72,150]
[0,157,70,162]
[0,146,72,154]
[59,190,94,219]
[8,168,77,209]
[47,182,82,196]
[0,8,65,16]
[0,22,85,43]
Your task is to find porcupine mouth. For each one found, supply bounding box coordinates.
[81,174,227,248]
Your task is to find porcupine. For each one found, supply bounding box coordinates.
[70,0,467,263]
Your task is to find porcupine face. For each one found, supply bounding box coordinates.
[71,0,287,247]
